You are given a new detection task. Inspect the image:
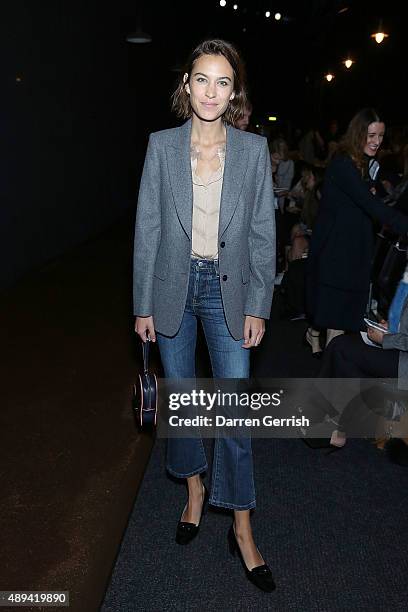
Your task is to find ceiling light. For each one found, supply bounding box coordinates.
[325,73,334,82]
[371,31,388,43]
[126,26,152,43]
[371,20,389,44]
[274,13,282,20]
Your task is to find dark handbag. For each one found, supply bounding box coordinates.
[133,339,158,428]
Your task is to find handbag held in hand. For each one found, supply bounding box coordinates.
[133,339,158,428]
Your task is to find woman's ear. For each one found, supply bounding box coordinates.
[229,91,235,101]
[183,73,190,95]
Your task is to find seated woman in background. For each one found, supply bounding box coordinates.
[300,165,325,231]
[317,264,408,461]
[284,166,325,271]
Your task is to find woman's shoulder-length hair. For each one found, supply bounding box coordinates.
[338,107,383,173]
[171,39,249,127]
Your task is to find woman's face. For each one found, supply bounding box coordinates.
[270,152,282,166]
[184,54,235,123]
[364,121,385,157]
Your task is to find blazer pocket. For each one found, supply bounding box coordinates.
[241,264,249,284]
[153,257,168,280]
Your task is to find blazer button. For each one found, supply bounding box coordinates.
[222,274,228,281]
[220,241,225,248]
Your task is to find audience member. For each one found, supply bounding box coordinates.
[315,263,408,459]
[305,108,408,357]
[236,101,253,131]
[298,125,325,165]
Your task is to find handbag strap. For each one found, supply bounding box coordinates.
[142,339,150,374]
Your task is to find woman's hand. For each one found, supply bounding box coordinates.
[242,316,265,348]
[135,316,156,343]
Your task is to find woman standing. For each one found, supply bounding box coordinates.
[306,108,408,354]
[133,39,276,592]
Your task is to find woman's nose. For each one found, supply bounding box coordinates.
[205,83,216,98]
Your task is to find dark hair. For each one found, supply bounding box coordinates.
[338,108,383,173]
[171,39,248,127]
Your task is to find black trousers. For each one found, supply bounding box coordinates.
[317,334,400,434]
[318,333,399,378]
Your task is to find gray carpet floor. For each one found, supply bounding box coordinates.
[102,296,408,612]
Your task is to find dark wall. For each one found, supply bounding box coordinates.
[1,2,143,290]
[1,1,405,290]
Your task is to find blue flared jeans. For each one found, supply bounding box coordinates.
[157,258,255,510]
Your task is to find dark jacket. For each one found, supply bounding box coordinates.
[306,155,408,331]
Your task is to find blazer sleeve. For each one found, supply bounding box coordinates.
[133,133,161,316]
[382,332,408,351]
[244,139,276,319]
[329,157,408,235]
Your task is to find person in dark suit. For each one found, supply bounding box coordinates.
[314,284,408,453]
[133,39,276,592]
[305,108,408,356]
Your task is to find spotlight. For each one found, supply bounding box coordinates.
[220,0,227,6]
[372,31,388,43]
[274,13,282,20]
[325,73,334,82]
[371,20,389,44]
[265,11,271,18]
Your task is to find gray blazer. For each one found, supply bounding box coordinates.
[133,119,275,340]
[383,296,408,389]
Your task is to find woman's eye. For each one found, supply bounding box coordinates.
[197,77,206,83]
[218,81,228,87]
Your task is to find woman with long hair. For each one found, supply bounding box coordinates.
[133,39,276,592]
[305,108,408,356]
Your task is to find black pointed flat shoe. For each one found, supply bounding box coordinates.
[175,484,209,545]
[227,524,276,592]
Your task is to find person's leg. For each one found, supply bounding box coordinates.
[198,262,268,571]
[198,264,252,509]
[319,334,399,440]
[157,267,208,527]
[305,326,322,357]
[320,333,398,378]
[326,328,344,347]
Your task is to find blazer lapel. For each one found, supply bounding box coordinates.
[166,120,248,240]
[219,124,248,237]
[166,119,193,238]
